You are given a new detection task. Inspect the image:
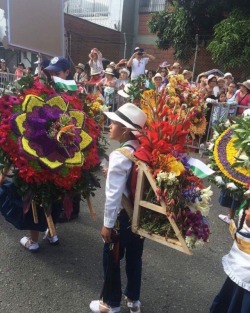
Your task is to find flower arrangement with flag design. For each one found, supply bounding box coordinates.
[0,75,107,219]
[206,110,250,213]
[132,89,214,249]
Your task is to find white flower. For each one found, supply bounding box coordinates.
[168,172,177,182]
[189,186,213,216]
[201,186,213,200]
[185,235,204,249]
[100,104,110,112]
[226,182,238,190]
[156,171,177,185]
[238,154,249,162]
[212,130,219,141]
[244,189,250,198]
[224,119,231,128]
[214,175,225,185]
[207,142,214,151]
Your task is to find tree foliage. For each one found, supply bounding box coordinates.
[207,9,250,72]
[148,0,250,64]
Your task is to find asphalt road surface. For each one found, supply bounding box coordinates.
[0,140,233,313]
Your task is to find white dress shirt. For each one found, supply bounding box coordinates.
[104,140,138,228]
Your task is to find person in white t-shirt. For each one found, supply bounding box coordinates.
[127,47,155,81]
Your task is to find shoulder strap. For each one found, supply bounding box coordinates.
[116,147,137,163]
[116,146,137,220]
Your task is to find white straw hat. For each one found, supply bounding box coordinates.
[104,103,147,133]
[117,83,132,98]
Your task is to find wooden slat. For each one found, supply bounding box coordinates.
[139,200,166,215]
[135,228,192,255]
[132,159,192,255]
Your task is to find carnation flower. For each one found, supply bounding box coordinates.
[207,142,214,151]
[226,182,238,190]
[214,175,225,185]
[212,130,219,141]
[224,119,231,128]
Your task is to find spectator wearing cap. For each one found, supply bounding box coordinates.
[170,62,182,75]
[236,80,250,115]
[73,63,88,86]
[224,72,234,88]
[88,48,104,75]
[14,62,26,80]
[44,56,71,80]
[127,47,155,81]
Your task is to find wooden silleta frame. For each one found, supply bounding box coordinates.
[132,160,192,255]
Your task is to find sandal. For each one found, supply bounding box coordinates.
[20,236,39,252]
[125,297,141,313]
[89,300,120,313]
[218,214,231,225]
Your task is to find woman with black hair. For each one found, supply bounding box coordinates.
[210,195,250,313]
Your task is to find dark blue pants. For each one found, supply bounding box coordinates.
[210,277,250,313]
[102,209,144,307]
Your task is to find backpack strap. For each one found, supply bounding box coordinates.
[116,147,138,219]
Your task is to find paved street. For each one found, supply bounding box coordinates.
[0,140,233,313]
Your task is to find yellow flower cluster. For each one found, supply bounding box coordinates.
[213,129,249,186]
[189,116,207,136]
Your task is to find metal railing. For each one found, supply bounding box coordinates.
[66,0,110,18]
[139,0,167,13]
[0,72,16,89]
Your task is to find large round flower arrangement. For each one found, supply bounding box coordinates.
[0,76,105,214]
[132,89,213,249]
[207,114,250,200]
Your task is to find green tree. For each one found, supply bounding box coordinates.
[207,9,250,73]
[148,0,250,64]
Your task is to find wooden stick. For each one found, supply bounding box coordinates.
[86,196,96,221]
[45,210,56,237]
[31,200,38,224]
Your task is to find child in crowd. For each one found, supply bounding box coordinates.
[14,62,26,80]
[210,92,231,126]
[90,103,147,313]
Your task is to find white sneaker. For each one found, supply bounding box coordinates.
[125,297,141,313]
[89,300,120,313]
[218,214,231,225]
[20,236,39,252]
[43,229,59,245]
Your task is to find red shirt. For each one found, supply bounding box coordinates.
[237,92,250,114]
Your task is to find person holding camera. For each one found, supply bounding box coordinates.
[127,47,155,81]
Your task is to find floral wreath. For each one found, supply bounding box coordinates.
[0,76,106,216]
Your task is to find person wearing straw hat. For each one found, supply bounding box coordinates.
[236,80,250,115]
[90,103,147,313]
[98,68,117,90]
[170,62,182,75]
[153,72,164,92]
[73,63,88,86]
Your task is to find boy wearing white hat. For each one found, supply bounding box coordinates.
[90,103,147,313]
